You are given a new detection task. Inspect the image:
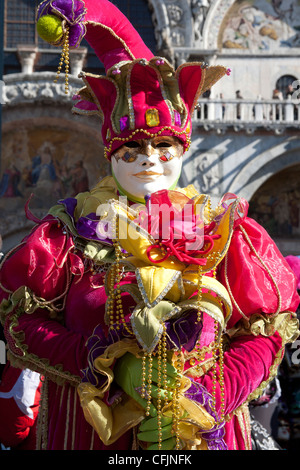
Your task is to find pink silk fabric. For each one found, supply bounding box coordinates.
[0,215,299,450]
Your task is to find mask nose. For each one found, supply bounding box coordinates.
[140,158,155,167]
[139,142,157,167]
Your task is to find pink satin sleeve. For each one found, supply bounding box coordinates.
[12,310,89,378]
[219,216,300,329]
[0,219,88,378]
[0,218,75,298]
[197,331,283,417]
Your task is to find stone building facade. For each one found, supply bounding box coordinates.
[1,0,300,255]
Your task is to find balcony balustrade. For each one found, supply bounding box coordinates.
[193,98,300,131]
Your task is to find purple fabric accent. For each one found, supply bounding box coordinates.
[165,310,202,352]
[77,212,101,239]
[59,197,77,217]
[82,323,135,387]
[82,311,202,387]
[184,380,227,450]
[68,22,86,47]
[58,198,113,244]
[37,0,86,47]
[120,115,129,132]
[37,0,86,23]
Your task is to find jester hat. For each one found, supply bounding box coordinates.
[36,0,229,160]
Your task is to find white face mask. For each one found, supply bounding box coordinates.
[111,136,184,203]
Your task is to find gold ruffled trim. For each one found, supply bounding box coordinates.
[7,350,80,387]
[78,339,146,446]
[233,403,252,450]
[227,310,300,345]
[78,339,217,448]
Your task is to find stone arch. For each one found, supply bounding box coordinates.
[202,0,235,49]
[274,73,299,97]
[227,137,300,201]
[248,162,300,254]
[204,0,300,52]
[0,72,109,253]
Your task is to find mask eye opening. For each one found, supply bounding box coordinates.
[124,141,140,148]
[156,142,172,148]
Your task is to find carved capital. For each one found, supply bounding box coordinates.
[17,45,38,74]
[69,47,88,77]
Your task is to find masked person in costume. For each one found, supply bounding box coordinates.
[0,0,299,451]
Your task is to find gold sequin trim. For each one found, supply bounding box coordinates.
[104,126,191,160]
[126,61,136,130]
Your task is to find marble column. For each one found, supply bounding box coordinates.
[17,45,38,74]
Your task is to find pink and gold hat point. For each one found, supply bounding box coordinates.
[36,0,230,160]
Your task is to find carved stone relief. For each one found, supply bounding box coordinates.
[202,0,235,49]
[148,0,217,65]
[2,72,82,105]
[179,146,222,199]
[191,0,212,47]
[196,150,221,195]
[147,0,194,64]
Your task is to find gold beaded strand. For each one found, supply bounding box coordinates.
[218,332,225,423]
[140,352,147,400]
[145,353,153,417]
[156,337,163,449]
[172,351,182,450]
[196,264,203,323]
[107,262,117,328]
[211,322,218,417]
[54,25,70,94]
[106,217,119,328]
[211,320,225,426]
[162,324,169,409]
[106,212,132,333]
[113,243,122,328]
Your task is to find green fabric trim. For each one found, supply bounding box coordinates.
[48,203,78,237]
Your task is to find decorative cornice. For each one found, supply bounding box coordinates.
[2,72,82,106]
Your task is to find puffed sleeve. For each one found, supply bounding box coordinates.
[219,216,300,329]
[0,218,88,384]
[195,216,299,419]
